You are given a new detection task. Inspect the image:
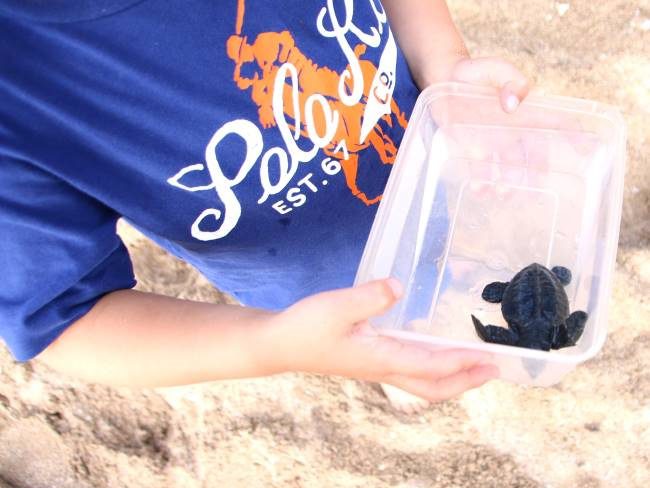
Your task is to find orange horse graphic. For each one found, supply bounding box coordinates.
[226,0,408,205]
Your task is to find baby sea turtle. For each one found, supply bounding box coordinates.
[471,263,588,351]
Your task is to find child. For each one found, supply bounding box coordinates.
[0,0,529,410]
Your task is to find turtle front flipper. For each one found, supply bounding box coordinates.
[472,315,519,345]
[551,266,572,286]
[481,281,508,303]
[551,311,588,349]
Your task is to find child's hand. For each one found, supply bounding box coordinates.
[381,0,530,113]
[267,279,498,402]
[448,57,531,113]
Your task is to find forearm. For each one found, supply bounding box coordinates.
[383,0,469,89]
[37,289,279,387]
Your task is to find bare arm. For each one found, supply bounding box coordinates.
[383,0,469,88]
[37,289,278,387]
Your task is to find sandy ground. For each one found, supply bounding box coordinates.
[1,1,649,487]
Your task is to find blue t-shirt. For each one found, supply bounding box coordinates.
[0,0,420,360]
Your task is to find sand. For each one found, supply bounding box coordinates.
[1,1,648,486]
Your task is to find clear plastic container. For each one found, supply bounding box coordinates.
[355,82,626,386]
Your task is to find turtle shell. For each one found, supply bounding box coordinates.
[501,263,570,330]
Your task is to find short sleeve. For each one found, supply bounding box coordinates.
[0,157,136,361]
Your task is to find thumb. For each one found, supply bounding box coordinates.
[294,278,403,330]
[451,57,531,113]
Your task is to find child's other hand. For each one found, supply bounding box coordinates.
[267,279,498,402]
[449,57,531,113]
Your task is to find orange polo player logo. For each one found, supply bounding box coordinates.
[226,0,408,205]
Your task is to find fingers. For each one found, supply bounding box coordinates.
[370,336,494,379]
[450,57,531,113]
[386,364,499,402]
[499,79,530,113]
[291,278,403,330]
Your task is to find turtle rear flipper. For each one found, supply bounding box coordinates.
[472,315,519,345]
[551,266,572,286]
[551,311,588,349]
[481,281,508,303]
